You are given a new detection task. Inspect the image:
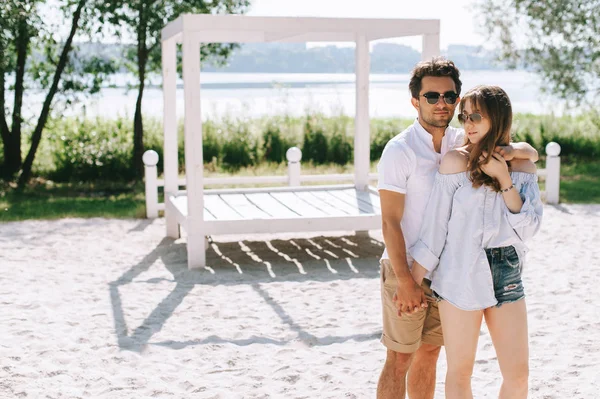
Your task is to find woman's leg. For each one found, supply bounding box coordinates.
[484,299,529,399]
[439,301,483,399]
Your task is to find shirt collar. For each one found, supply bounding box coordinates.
[412,118,452,151]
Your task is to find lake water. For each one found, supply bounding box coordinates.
[19,70,567,120]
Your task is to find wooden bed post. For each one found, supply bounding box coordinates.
[421,31,440,61]
[354,34,370,191]
[162,37,179,238]
[182,33,206,268]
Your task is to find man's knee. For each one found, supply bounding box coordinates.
[384,349,414,376]
[416,343,441,358]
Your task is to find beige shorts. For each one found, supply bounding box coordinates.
[380,259,444,353]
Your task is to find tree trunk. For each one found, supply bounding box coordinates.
[133,68,145,178]
[1,19,29,178]
[132,3,148,179]
[18,0,87,188]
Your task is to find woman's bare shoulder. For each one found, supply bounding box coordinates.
[440,148,469,174]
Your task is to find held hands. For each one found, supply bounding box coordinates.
[392,269,428,318]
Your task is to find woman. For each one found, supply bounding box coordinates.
[409,85,543,399]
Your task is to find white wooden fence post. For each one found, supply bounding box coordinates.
[545,142,561,205]
[143,150,160,218]
[286,147,302,186]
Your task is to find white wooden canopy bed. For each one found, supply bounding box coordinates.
[160,14,441,268]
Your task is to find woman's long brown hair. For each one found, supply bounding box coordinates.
[460,85,513,192]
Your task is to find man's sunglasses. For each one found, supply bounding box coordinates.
[421,91,459,105]
[458,112,483,124]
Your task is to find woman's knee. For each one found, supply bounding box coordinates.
[503,363,529,386]
[446,364,474,384]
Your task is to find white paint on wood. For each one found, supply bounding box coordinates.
[270,192,329,217]
[204,214,381,236]
[545,142,562,205]
[203,195,242,220]
[422,31,440,60]
[220,194,272,219]
[294,191,348,216]
[354,34,370,191]
[162,39,180,238]
[182,37,205,268]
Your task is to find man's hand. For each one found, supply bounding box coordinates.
[393,279,427,318]
[495,145,516,161]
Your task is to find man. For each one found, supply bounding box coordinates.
[376,57,538,399]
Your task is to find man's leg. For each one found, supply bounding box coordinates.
[378,260,426,399]
[377,349,414,399]
[407,343,441,399]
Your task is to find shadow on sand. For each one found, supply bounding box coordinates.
[109,234,384,352]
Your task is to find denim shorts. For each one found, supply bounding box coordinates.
[486,245,526,307]
[433,245,526,308]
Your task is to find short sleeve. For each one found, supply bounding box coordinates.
[452,130,465,150]
[377,139,416,194]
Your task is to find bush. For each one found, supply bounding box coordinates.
[45,117,134,181]
[302,116,328,164]
[262,124,286,163]
[328,118,352,165]
[221,121,257,170]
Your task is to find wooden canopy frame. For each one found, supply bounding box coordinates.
[161,15,440,268]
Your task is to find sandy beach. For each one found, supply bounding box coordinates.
[1,203,598,398]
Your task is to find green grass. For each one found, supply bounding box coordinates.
[0,181,147,222]
[558,160,600,203]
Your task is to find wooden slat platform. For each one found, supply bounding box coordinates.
[168,185,382,235]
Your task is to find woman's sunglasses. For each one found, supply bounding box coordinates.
[421,91,459,105]
[458,112,483,124]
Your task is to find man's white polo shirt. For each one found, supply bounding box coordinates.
[377,119,464,264]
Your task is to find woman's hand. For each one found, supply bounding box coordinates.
[479,151,510,182]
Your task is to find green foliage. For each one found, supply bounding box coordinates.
[221,120,257,170]
[478,0,600,105]
[44,117,134,181]
[327,118,352,165]
[370,119,410,160]
[262,124,287,163]
[302,116,328,164]
[17,111,600,182]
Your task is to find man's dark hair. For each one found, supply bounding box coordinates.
[408,57,462,99]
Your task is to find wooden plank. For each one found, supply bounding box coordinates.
[270,192,328,217]
[170,195,216,220]
[204,184,356,196]
[294,191,348,216]
[325,189,378,215]
[309,190,363,215]
[336,188,381,210]
[244,193,300,218]
[219,193,271,219]
[203,194,242,220]
[204,214,382,236]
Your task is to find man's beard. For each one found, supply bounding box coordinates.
[421,112,453,128]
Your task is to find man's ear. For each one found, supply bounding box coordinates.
[411,97,419,111]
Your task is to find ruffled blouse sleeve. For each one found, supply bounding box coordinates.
[505,172,544,241]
